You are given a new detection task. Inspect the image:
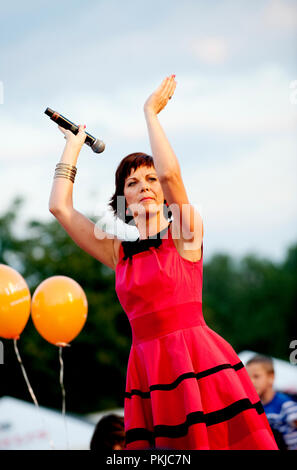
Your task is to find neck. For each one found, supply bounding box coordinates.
[135,213,170,240]
[260,388,275,405]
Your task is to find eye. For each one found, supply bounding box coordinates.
[128,177,156,187]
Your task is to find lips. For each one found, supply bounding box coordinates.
[140,197,154,202]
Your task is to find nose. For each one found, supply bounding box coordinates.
[140,180,150,191]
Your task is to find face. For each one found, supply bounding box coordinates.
[123,165,165,219]
[246,363,274,398]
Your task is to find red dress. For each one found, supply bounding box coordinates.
[115,222,278,450]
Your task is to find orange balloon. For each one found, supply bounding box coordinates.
[31,276,87,346]
[0,264,31,339]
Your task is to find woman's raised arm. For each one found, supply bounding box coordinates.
[49,124,86,212]
[49,125,119,271]
[143,75,203,247]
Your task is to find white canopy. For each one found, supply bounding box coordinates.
[0,396,95,450]
[1,351,295,450]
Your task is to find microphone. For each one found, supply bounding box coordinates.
[44,107,105,154]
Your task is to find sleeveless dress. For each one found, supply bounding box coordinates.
[115,221,278,450]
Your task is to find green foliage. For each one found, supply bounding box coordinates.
[0,197,296,413]
[0,197,130,414]
[203,248,297,360]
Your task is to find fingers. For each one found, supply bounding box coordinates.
[78,124,87,144]
[162,75,176,100]
[58,125,66,134]
[155,77,168,95]
[78,124,86,133]
[58,125,70,140]
[168,80,176,99]
[155,75,176,102]
[59,123,86,142]
[58,124,86,133]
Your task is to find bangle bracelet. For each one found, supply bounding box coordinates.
[55,163,77,173]
[54,175,75,183]
[54,163,77,183]
[55,169,77,177]
[54,173,75,183]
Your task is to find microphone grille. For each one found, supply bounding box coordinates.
[92,139,105,154]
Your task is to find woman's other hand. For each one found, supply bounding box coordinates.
[144,75,177,116]
[58,124,87,149]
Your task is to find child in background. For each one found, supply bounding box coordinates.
[90,414,125,452]
[246,355,297,450]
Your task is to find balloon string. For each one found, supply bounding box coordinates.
[59,346,69,449]
[13,339,55,450]
[13,338,39,408]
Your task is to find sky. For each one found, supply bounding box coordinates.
[0,0,296,262]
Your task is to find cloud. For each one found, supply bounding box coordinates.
[1,0,296,261]
[262,0,297,30]
[51,63,297,141]
[191,36,229,65]
[0,81,3,104]
[162,64,297,139]
[0,119,57,161]
[1,62,296,163]
[186,134,297,231]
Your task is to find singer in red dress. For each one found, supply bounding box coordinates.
[50,75,278,450]
[108,76,278,450]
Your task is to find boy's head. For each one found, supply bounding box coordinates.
[246,355,275,398]
[90,414,125,451]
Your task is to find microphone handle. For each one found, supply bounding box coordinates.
[45,108,96,148]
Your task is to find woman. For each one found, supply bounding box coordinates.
[49,75,278,450]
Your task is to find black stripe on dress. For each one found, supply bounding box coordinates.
[125,398,264,445]
[125,361,245,399]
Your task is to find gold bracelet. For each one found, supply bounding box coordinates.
[55,163,77,174]
[54,173,75,183]
[55,169,77,177]
[55,168,76,176]
[56,162,77,168]
[54,163,77,183]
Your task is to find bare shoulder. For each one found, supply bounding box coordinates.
[169,221,203,263]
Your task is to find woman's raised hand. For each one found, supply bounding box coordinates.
[144,75,177,116]
[58,124,87,149]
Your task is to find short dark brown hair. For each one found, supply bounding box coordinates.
[109,152,171,224]
[246,354,274,374]
[90,414,125,451]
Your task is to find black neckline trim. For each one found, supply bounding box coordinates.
[122,221,172,260]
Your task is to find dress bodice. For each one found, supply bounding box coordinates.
[115,222,203,323]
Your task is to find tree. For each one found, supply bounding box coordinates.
[1,197,296,413]
[1,197,130,413]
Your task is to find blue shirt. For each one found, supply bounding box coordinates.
[264,392,297,450]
